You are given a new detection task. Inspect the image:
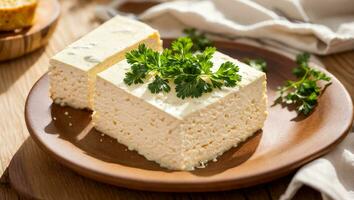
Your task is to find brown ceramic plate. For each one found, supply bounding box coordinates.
[0,0,60,61]
[25,40,353,192]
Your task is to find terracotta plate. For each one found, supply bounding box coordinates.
[25,40,353,192]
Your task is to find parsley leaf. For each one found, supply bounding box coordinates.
[183,28,214,52]
[183,28,268,73]
[124,44,154,85]
[148,75,171,93]
[276,53,331,116]
[175,76,212,99]
[124,37,241,99]
[212,61,242,88]
[244,58,267,72]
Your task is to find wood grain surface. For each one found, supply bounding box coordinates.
[0,0,353,199]
[0,0,60,61]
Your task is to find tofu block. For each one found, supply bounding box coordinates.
[49,15,162,109]
[93,51,268,170]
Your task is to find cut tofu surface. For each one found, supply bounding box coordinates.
[94,51,268,170]
[49,15,162,109]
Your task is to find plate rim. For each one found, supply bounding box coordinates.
[23,40,354,192]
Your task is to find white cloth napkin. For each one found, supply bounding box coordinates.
[95,0,354,199]
[96,0,354,55]
[280,129,354,200]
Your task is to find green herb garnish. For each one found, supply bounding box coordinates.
[276,53,331,116]
[124,37,241,99]
[183,28,213,52]
[183,28,268,73]
[244,58,267,72]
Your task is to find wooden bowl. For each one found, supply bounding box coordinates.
[23,40,353,192]
[0,0,60,61]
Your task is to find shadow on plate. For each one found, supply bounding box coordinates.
[44,103,262,175]
[9,137,310,200]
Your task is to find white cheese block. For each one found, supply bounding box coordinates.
[49,15,162,109]
[93,51,268,170]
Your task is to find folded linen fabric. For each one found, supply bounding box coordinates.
[96,0,354,55]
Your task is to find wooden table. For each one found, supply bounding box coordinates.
[0,0,353,199]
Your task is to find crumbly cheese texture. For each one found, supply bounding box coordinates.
[93,51,268,171]
[0,0,37,31]
[49,15,162,109]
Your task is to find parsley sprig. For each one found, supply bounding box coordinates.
[276,53,331,116]
[124,37,241,99]
[184,28,268,73]
[183,28,214,52]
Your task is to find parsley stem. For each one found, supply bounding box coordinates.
[276,53,331,116]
